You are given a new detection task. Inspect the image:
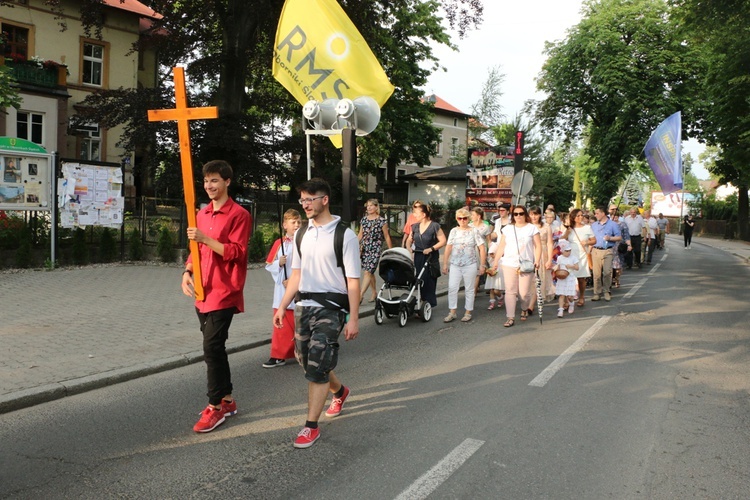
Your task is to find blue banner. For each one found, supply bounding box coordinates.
[644,111,682,194]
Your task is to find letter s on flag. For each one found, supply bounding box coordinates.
[272,0,394,147]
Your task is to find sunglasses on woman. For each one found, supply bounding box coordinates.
[513,212,526,216]
[456,216,468,221]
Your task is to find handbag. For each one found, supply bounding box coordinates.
[618,242,628,253]
[427,256,441,278]
[513,225,535,274]
[554,268,570,280]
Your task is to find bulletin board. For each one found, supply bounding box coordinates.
[58,162,124,228]
[0,139,52,211]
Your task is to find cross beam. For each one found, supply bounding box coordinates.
[148,67,218,301]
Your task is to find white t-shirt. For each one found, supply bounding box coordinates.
[292,216,361,308]
[646,217,658,238]
[500,223,539,268]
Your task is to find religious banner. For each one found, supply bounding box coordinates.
[645,111,683,194]
[466,151,514,213]
[272,0,394,147]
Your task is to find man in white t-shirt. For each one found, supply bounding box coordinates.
[274,178,361,449]
[623,208,644,268]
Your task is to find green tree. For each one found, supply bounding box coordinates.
[469,65,505,143]
[535,0,703,206]
[674,0,750,240]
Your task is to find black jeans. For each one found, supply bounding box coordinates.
[627,235,642,267]
[645,237,657,263]
[197,307,235,405]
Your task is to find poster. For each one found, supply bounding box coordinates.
[0,155,50,208]
[466,152,515,213]
[650,191,695,218]
[60,163,123,228]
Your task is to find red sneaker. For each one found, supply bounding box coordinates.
[221,399,237,417]
[193,405,226,433]
[325,386,350,418]
[293,426,320,449]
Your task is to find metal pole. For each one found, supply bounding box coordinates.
[306,133,312,180]
[51,152,58,266]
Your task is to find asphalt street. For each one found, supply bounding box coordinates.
[1,234,749,499]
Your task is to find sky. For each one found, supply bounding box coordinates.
[423,0,709,179]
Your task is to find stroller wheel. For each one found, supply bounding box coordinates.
[374,304,384,325]
[398,308,408,328]
[420,301,432,322]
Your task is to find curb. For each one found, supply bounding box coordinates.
[0,290,448,415]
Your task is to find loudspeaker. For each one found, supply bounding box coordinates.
[302,98,343,130]
[335,96,381,136]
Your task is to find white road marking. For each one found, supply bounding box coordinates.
[528,316,612,387]
[395,438,485,500]
[648,263,661,275]
[622,277,649,300]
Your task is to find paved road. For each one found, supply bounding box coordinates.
[1,234,748,498]
[0,234,747,414]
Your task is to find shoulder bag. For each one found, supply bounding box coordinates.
[514,225,535,274]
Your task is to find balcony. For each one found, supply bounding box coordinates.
[3,60,67,89]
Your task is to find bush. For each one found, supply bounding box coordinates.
[72,228,89,265]
[157,226,176,263]
[14,226,33,268]
[128,227,144,261]
[98,228,118,263]
[248,230,267,262]
[0,212,24,249]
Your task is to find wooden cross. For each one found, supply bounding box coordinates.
[148,66,218,301]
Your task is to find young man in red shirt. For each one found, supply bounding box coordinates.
[181,160,251,433]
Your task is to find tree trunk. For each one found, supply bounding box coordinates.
[737,183,749,241]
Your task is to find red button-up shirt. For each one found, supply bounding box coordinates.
[187,198,251,313]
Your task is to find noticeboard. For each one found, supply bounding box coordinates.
[0,138,52,211]
[59,162,124,228]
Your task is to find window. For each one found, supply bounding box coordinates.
[79,124,101,161]
[453,118,458,127]
[435,129,443,157]
[2,23,30,60]
[397,168,406,180]
[17,111,43,144]
[82,41,105,86]
[451,137,459,157]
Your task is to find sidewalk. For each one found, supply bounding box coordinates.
[0,260,448,414]
[2,234,747,414]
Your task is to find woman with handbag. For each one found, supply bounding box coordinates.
[491,205,542,327]
[406,200,447,309]
[566,208,596,308]
[442,208,487,322]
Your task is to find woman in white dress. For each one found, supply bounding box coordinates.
[491,205,542,327]
[565,208,596,308]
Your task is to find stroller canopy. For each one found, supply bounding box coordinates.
[379,247,416,287]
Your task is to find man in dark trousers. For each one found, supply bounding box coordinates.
[181,160,251,433]
[274,178,361,449]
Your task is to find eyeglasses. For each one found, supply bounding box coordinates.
[513,212,525,216]
[298,195,325,205]
[457,216,468,221]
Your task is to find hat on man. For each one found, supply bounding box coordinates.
[496,202,511,210]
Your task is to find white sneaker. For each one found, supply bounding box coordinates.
[557,308,564,318]
[568,303,575,314]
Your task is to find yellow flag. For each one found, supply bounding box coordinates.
[272,0,395,147]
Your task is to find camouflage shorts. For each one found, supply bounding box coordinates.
[294,305,346,383]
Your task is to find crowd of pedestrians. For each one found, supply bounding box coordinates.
[182,171,676,448]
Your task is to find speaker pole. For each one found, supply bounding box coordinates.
[341,128,357,224]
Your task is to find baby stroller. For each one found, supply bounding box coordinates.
[374,247,432,327]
